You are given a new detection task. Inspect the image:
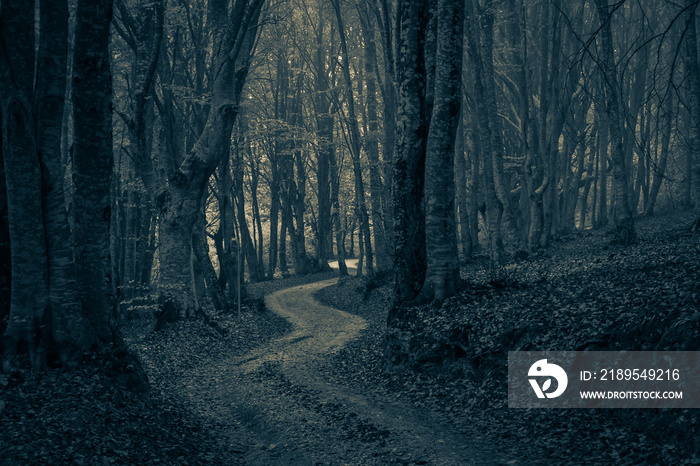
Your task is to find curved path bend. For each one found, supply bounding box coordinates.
[183,278,505,465]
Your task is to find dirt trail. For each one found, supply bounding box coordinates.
[182,278,506,465]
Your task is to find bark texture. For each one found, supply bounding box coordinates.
[1,0,49,369]
[594,0,635,242]
[72,0,115,340]
[360,6,392,272]
[391,0,430,312]
[1,0,96,367]
[37,0,87,351]
[420,0,463,301]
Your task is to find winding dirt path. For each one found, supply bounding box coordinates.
[182,278,505,465]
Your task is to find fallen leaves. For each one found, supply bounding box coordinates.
[316,211,700,465]
[0,359,223,465]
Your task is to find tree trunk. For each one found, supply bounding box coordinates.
[268,159,280,278]
[594,0,635,242]
[590,138,599,227]
[682,119,693,209]
[538,3,566,248]
[579,131,596,229]
[121,188,143,303]
[465,0,503,264]
[290,145,309,275]
[479,0,523,250]
[374,0,396,259]
[72,0,115,340]
[114,0,163,201]
[332,0,374,275]
[0,1,42,369]
[330,145,348,275]
[562,135,585,232]
[464,111,480,251]
[314,109,333,270]
[140,209,156,288]
[157,185,199,319]
[680,0,700,231]
[216,156,234,293]
[455,122,473,262]
[645,94,672,216]
[1,0,100,367]
[390,0,430,313]
[287,73,309,276]
[360,6,391,272]
[632,109,650,213]
[192,209,227,310]
[420,0,463,302]
[249,157,266,274]
[37,0,87,352]
[214,170,240,302]
[267,50,289,279]
[0,112,10,340]
[2,101,50,370]
[234,136,264,282]
[595,103,609,228]
[356,221,365,277]
[348,216,356,259]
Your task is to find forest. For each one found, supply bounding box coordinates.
[1,0,699,464]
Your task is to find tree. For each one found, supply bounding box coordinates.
[112,0,163,199]
[679,0,700,232]
[72,0,117,339]
[373,0,397,261]
[419,0,463,301]
[155,0,264,322]
[455,107,479,261]
[594,0,635,243]
[387,0,472,316]
[1,0,115,369]
[390,0,430,314]
[39,0,87,351]
[332,0,374,277]
[1,0,51,369]
[309,0,336,272]
[359,3,392,272]
[644,89,673,216]
[111,0,163,304]
[232,119,265,281]
[464,0,503,263]
[0,122,9,343]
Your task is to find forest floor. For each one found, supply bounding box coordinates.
[315,211,699,465]
[0,210,698,465]
[173,278,504,465]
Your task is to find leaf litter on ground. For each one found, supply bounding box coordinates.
[314,211,699,465]
[0,271,335,466]
[2,214,698,465]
